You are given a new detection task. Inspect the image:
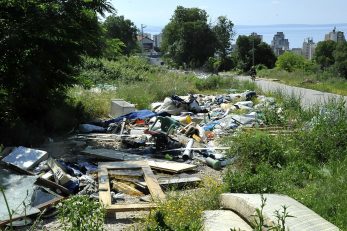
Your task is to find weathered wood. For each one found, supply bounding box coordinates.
[111,181,144,196]
[81,148,143,161]
[147,160,196,173]
[98,161,165,212]
[105,203,157,212]
[139,176,201,187]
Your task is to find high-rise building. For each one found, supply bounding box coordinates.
[325,27,346,43]
[271,32,289,56]
[302,38,316,60]
[153,33,162,48]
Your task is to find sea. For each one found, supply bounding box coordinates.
[146,23,347,49]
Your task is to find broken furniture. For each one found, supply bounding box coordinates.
[98,161,165,213]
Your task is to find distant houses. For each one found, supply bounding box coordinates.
[324,27,346,43]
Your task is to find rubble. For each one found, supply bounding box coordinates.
[0,89,283,227]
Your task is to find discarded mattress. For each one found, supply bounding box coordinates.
[220,193,339,231]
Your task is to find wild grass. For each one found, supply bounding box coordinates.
[144,177,226,231]
[222,95,347,229]
[258,68,347,96]
[69,58,256,120]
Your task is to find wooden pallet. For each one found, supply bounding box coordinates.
[98,161,165,213]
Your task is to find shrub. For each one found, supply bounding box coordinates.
[58,196,105,231]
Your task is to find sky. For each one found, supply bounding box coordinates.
[109,0,346,28]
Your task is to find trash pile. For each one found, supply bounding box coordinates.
[0,90,280,227]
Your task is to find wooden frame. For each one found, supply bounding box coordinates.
[98,161,165,213]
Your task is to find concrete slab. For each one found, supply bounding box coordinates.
[220,193,339,231]
[203,210,252,231]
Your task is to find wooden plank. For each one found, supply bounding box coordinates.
[81,148,143,161]
[98,166,111,206]
[139,176,201,187]
[109,169,143,177]
[147,160,196,173]
[106,203,157,212]
[142,165,165,201]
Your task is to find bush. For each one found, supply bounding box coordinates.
[58,196,105,231]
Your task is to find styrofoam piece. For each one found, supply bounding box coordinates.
[2,146,48,170]
[110,99,136,118]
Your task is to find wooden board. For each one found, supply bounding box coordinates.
[98,161,165,213]
[139,176,201,187]
[82,148,144,161]
[147,160,196,173]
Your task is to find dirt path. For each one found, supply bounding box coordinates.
[235,75,347,108]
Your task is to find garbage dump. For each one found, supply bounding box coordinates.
[0,89,282,227]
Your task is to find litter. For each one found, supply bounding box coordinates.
[2,146,48,170]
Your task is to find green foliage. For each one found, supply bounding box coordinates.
[103,14,139,55]
[275,51,306,72]
[58,195,106,231]
[223,99,347,230]
[161,6,217,68]
[0,0,114,145]
[213,16,235,70]
[314,40,337,69]
[145,177,225,231]
[235,35,276,72]
[333,41,347,78]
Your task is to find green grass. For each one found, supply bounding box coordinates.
[258,69,347,96]
[69,58,256,120]
[222,96,347,230]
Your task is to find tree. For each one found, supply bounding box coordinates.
[334,42,347,78]
[161,6,216,68]
[276,51,306,72]
[235,35,276,71]
[103,14,139,55]
[314,40,337,69]
[213,16,235,70]
[0,0,114,140]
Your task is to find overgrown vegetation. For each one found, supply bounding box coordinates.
[259,68,347,95]
[69,57,256,119]
[58,195,106,231]
[223,93,347,229]
[145,177,225,231]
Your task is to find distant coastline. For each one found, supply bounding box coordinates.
[144,23,347,48]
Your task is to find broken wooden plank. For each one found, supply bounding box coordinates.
[147,160,196,173]
[139,176,201,187]
[111,180,144,196]
[81,148,144,161]
[108,169,143,177]
[105,203,157,212]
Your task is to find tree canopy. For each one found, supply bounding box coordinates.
[0,0,114,138]
[103,14,139,55]
[314,40,337,69]
[234,35,276,71]
[161,6,217,68]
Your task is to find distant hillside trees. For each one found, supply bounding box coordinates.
[103,14,139,56]
[234,35,276,72]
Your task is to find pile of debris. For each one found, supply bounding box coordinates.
[0,90,280,228]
